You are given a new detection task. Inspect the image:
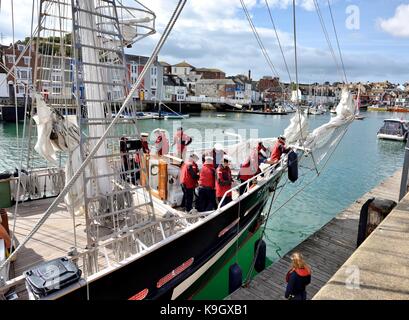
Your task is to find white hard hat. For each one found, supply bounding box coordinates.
[214,143,224,151]
[190,153,199,161]
[224,155,233,163]
[205,156,213,163]
[141,132,149,137]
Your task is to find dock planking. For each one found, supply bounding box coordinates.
[226,170,401,300]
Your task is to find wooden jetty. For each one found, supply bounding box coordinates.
[226,170,401,300]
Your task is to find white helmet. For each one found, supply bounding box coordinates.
[214,143,224,151]
[190,152,199,161]
[224,155,233,163]
[205,156,213,164]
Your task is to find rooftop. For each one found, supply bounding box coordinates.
[173,61,195,68]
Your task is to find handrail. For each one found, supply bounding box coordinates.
[217,157,286,210]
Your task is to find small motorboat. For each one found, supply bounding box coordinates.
[216,114,226,118]
[354,115,365,120]
[164,114,190,120]
[377,119,409,141]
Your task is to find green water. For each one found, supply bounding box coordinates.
[0,111,407,299]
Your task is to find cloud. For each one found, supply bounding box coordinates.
[266,0,316,11]
[378,4,409,38]
[0,0,408,83]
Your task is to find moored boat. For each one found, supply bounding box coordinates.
[377,119,409,141]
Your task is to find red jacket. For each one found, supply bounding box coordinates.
[216,165,232,198]
[174,131,192,153]
[239,149,259,181]
[270,140,287,163]
[199,163,215,188]
[180,160,199,189]
[142,140,150,154]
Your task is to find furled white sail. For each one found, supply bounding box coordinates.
[32,93,58,164]
[304,88,355,163]
[283,110,308,145]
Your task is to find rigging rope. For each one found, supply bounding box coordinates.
[239,0,279,78]
[313,0,344,83]
[327,0,348,83]
[264,0,292,84]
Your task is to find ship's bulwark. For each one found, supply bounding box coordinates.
[57,172,282,300]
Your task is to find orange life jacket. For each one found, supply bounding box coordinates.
[199,163,215,188]
[180,160,199,189]
[216,165,232,198]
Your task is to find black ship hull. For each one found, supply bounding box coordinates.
[56,171,283,300]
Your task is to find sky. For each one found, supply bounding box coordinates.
[0,0,408,84]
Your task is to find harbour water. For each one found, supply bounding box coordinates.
[0,110,407,299]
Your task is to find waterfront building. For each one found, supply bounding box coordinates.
[125,54,164,101]
[162,74,187,102]
[194,68,225,80]
[1,41,35,98]
[171,61,195,77]
[195,78,236,99]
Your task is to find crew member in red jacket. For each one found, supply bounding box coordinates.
[238,148,259,195]
[266,136,290,165]
[216,155,233,207]
[154,129,169,156]
[141,132,150,154]
[180,153,199,212]
[172,127,192,160]
[197,156,216,212]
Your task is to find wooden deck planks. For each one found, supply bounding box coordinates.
[226,170,401,300]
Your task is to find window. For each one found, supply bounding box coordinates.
[52,86,62,94]
[17,44,25,52]
[52,74,62,82]
[7,55,15,63]
[19,70,29,80]
[17,85,25,94]
[24,57,31,65]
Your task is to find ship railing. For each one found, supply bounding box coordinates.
[10,167,65,202]
[216,145,310,210]
[216,158,285,210]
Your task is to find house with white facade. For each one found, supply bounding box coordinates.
[162,74,187,102]
[171,61,195,77]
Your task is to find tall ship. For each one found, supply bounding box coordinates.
[0,0,356,300]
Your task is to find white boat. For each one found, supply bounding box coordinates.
[164,114,190,120]
[216,114,226,118]
[377,119,409,141]
[305,105,326,115]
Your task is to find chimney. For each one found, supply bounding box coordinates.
[248,70,251,81]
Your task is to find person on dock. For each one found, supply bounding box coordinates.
[216,156,233,207]
[285,252,311,300]
[172,127,192,160]
[266,136,290,165]
[197,156,216,212]
[154,129,169,156]
[180,153,200,212]
[238,148,259,195]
